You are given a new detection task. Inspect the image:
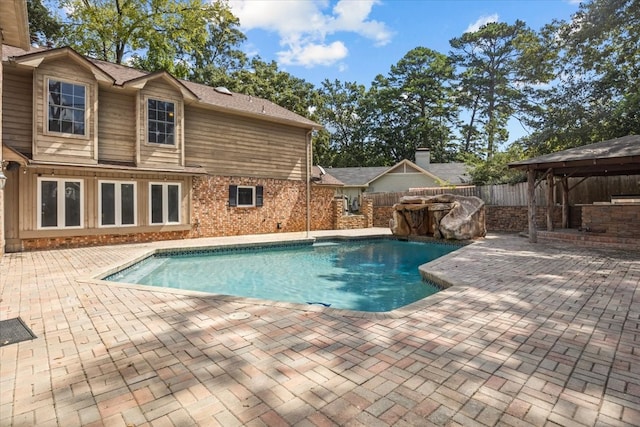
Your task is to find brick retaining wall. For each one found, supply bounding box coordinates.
[373,205,565,232]
[333,198,374,230]
[581,204,640,237]
[485,206,563,232]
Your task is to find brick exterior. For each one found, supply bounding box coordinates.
[191,177,342,237]
[21,230,190,251]
[19,176,341,251]
[15,185,638,251]
[310,186,336,231]
[538,229,640,251]
[189,175,308,237]
[581,204,640,237]
[373,204,565,233]
[373,206,394,228]
[485,206,563,232]
[333,198,373,230]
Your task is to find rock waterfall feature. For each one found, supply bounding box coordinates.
[390,194,486,240]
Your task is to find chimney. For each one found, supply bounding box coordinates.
[415,148,430,169]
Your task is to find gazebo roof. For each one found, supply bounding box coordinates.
[509,135,640,177]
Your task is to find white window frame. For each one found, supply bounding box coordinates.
[236,186,256,207]
[37,177,84,229]
[98,180,137,228]
[149,182,181,225]
[46,77,88,138]
[147,98,176,146]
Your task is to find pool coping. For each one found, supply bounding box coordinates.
[81,231,475,320]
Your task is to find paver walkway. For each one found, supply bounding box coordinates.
[1,230,639,426]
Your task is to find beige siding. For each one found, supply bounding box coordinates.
[138,80,184,169]
[20,168,37,231]
[3,167,21,245]
[369,174,438,193]
[33,58,98,164]
[184,106,307,181]
[98,88,136,163]
[2,67,32,153]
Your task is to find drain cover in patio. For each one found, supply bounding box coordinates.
[0,317,37,347]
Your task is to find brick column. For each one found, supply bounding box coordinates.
[362,198,374,228]
[331,198,342,229]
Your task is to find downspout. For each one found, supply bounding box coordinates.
[306,129,313,238]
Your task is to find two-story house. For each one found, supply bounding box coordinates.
[1,44,324,252]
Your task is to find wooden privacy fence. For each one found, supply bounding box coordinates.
[364,184,546,207]
[365,175,640,207]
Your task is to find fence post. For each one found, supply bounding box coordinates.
[546,170,554,231]
[528,169,537,243]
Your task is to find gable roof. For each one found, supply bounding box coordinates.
[426,163,469,185]
[311,166,344,186]
[2,44,321,130]
[325,159,469,187]
[121,70,198,101]
[324,166,391,187]
[509,135,640,177]
[8,46,116,83]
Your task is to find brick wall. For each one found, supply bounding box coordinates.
[333,198,374,230]
[582,205,640,237]
[190,178,339,237]
[190,175,307,237]
[485,206,563,232]
[21,230,190,251]
[310,186,336,230]
[372,205,565,232]
[373,206,394,228]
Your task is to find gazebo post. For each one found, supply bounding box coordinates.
[528,168,537,243]
[546,169,554,231]
[561,177,569,228]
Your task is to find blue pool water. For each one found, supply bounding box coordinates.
[105,239,459,312]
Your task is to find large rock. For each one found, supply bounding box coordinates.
[390,194,486,240]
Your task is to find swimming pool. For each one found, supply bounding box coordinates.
[105,238,460,312]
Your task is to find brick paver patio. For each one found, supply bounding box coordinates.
[1,230,639,426]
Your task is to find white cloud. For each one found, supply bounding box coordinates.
[229,0,392,67]
[277,40,349,67]
[465,14,499,33]
[331,0,391,46]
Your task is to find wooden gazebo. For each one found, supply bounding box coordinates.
[508,135,640,243]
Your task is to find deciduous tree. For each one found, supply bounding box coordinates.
[59,0,238,79]
[522,0,639,154]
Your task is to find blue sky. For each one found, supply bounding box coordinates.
[229,0,581,87]
[228,0,582,144]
